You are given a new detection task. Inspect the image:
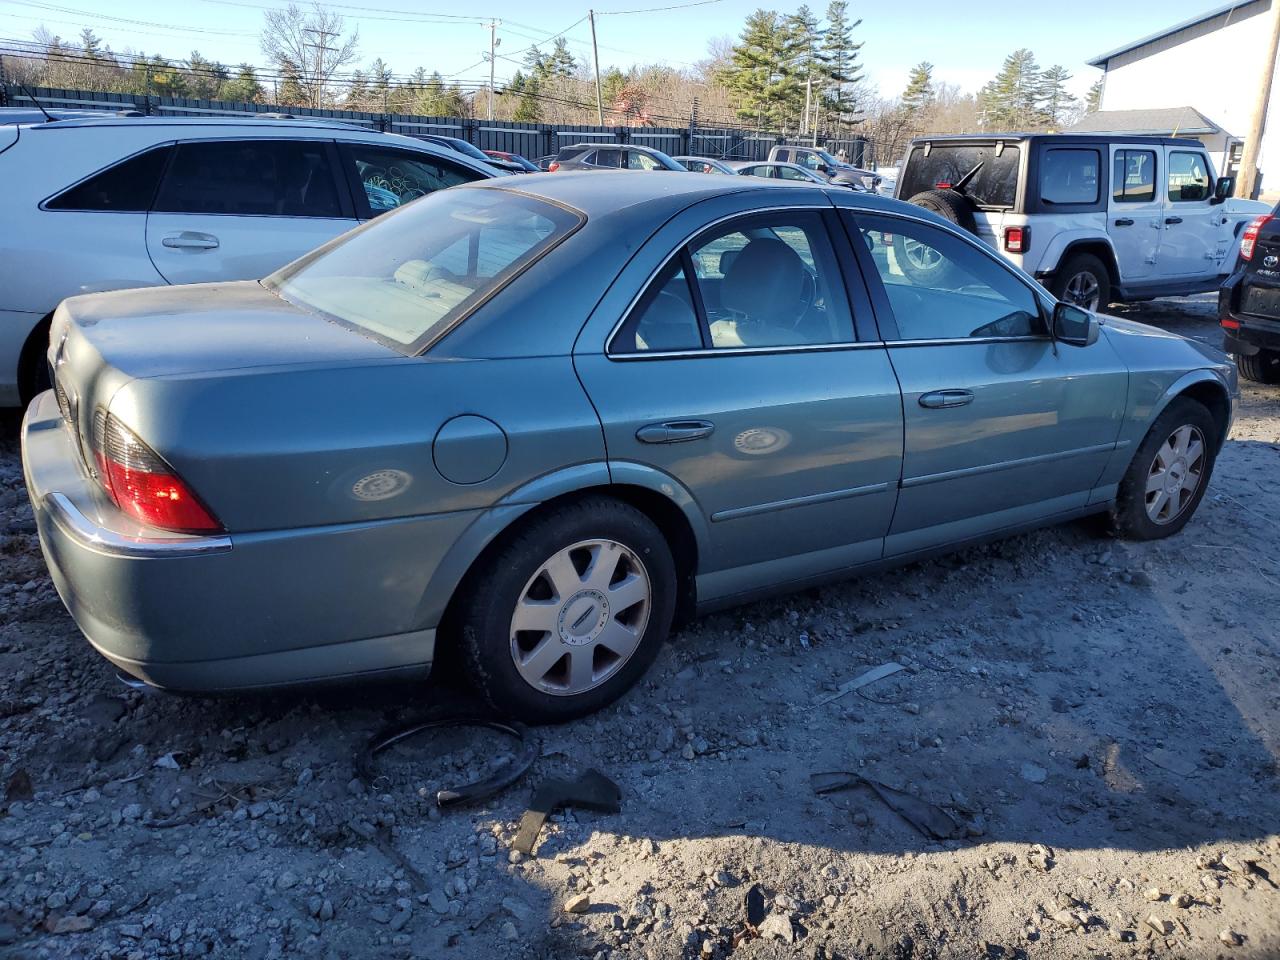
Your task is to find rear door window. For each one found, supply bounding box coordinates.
[46,145,172,211]
[1040,148,1100,205]
[899,144,1021,208]
[153,139,343,217]
[625,151,660,170]
[342,144,482,217]
[1113,149,1157,203]
[591,148,622,168]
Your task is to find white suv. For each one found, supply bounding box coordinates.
[894,134,1270,310]
[0,116,497,405]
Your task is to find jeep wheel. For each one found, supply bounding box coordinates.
[1237,348,1280,384]
[1051,254,1111,312]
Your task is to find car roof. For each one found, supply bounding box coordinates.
[474,168,914,217]
[907,132,1192,148]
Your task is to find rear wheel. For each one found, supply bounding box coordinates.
[1237,348,1280,384]
[1050,254,1111,312]
[1112,397,1218,540]
[458,497,676,723]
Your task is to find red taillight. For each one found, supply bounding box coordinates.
[935,181,952,190]
[1240,214,1273,261]
[1004,225,1029,254]
[547,161,560,172]
[1221,317,1241,330]
[92,412,221,533]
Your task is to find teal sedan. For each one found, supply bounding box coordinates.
[22,172,1236,721]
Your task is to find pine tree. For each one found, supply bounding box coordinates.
[546,37,577,79]
[345,70,369,110]
[819,0,864,130]
[1038,65,1075,127]
[724,9,796,129]
[277,57,307,106]
[788,5,824,132]
[218,63,264,103]
[978,48,1043,130]
[185,51,227,100]
[78,28,104,61]
[367,57,392,111]
[901,61,934,115]
[1085,77,1103,114]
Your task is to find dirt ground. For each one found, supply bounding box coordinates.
[0,295,1277,960]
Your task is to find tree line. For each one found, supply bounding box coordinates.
[3,1,1104,157]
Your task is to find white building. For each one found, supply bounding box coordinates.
[1084,0,1280,198]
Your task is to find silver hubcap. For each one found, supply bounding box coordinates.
[902,238,942,271]
[1063,271,1100,310]
[509,539,652,697]
[1145,424,1205,524]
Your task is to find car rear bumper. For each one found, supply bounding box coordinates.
[1219,274,1280,356]
[21,390,457,692]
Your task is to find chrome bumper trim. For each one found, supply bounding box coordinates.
[44,492,233,559]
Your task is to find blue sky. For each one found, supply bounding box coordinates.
[0,0,1217,97]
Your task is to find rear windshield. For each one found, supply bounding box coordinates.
[899,144,1022,208]
[266,187,582,353]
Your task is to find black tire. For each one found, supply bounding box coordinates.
[17,316,53,406]
[1050,254,1112,311]
[1237,349,1280,384]
[457,496,676,724]
[905,189,978,235]
[1112,397,1219,541]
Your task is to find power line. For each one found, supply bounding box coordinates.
[595,0,724,15]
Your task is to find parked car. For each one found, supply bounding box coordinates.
[728,160,856,187]
[414,133,522,173]
[484,149,540,173]
[768,144,882,190]
[25,175,1235,722]
[549,143,684,172]
[672,156,737,174]
[534,154,558,171]
[0,115,497,407]
[894,134,1271,311]
[1219,203,1280,383]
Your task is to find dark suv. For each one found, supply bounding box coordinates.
[549,143,684,172]
[1220,204,1280,383]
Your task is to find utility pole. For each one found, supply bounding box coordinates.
[302,26,338,110]
[589,9,604,125]
[486,19,500,122]
[1237,0,1280,199]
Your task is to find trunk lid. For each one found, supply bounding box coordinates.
[48,280,400,480]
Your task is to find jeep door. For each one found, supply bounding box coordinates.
[1108,145,1162,281]
[1157,147,1222,281]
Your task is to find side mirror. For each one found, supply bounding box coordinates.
[1052,302,1099,347]
[1211,175,1234,204]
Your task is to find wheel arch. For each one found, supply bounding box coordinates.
[1153,370,1233,453]
[426,464,707,651]
[1045,235,1121,287]
[16,310,55,405]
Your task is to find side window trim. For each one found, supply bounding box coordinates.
[1111,148,1158,205]
[1040,147,1102,207]
[1167,149,1212,204]
[606,206,864,358]
[843,209,1052,344]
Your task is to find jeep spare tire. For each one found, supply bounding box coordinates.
[906,189,978,235]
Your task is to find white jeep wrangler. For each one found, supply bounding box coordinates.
[894,134,1271,309]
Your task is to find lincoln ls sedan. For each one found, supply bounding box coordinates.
[23,173,1236,722]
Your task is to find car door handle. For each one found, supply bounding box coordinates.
[919,389,974,409]
[636,420,715,444]
[1114,218,1134,227]
[1164,217,1183,226]
[161,232,220,250]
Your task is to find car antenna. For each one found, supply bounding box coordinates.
[17,83,55,122]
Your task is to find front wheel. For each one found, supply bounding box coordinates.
[457,497,676,723]
[1112,397,1218,540]
[1237,349,1280,384]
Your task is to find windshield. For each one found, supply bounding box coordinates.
[266,187,582,354]
[899,144,1022,208]
[816,149,842,166]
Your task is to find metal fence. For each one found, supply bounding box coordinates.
[1,86,869,164]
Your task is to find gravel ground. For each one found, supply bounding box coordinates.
[1,295,1278,960]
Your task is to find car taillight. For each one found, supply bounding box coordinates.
[1004,225,1029,254]
[548,161,560,172]
[1240,214,1273,261]
[1221,316,1241,330]
[92,411,221,533]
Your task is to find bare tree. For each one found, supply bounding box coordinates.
[260,2,358,109]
